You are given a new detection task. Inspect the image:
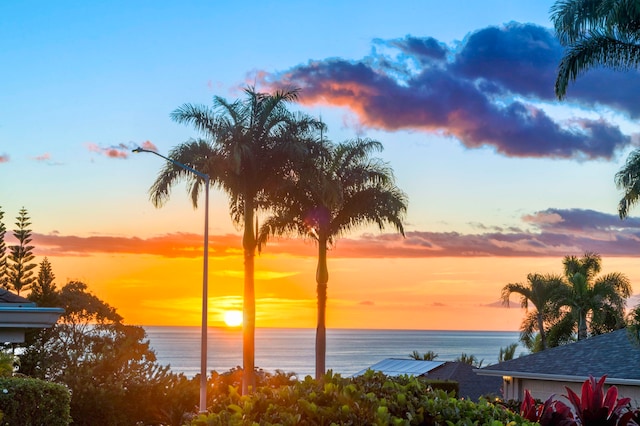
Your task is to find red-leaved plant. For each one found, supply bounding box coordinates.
[564,375,634,426]
[520,389,577,426]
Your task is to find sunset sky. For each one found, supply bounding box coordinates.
[2,0,640,331]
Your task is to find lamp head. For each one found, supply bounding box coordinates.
[132,147,144,153]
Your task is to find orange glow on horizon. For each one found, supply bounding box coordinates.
[40,252,640,331]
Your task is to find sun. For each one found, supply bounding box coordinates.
[223,310,243,327]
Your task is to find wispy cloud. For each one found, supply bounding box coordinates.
[32,153,51,162]
[29,208,640,259]
[85,140,157,159]
[262,23,638,160]
[0,154,9,163]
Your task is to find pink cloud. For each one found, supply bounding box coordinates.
[0,154,9,163]
[141,140,158,151]
[32,153,51,162]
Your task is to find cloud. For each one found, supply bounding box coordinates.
[32,153,51,162]
[85,140,156,159]
[28,208,640,259]
[0,154,9,163]
[261,23,636,160]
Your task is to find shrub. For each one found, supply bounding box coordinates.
[192,370,534,425]
[0,377,71,426]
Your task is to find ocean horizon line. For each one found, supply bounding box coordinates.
[139,325,520,333]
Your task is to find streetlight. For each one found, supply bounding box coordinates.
[132,147,210,413]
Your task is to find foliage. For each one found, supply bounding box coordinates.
[28,257,59,306]
[6,207,36,295]
[410,350,438,360]
[0,376,71,425]
[565,375,634,426]
[551,0,640,100]
[520,389,576,426]
[19,280,186,426]
[191,370,533,426]
[519,375,640,426]
[258,137,408,378]
[455,352,484,368]
[0,351,18,378]
[550,252,631,344]
[151,86,321,393]
[498,343,519,362]
[502,272,565,350]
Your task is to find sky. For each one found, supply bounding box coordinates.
[2,0,640,331]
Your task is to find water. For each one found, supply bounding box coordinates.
[144,327,524,378]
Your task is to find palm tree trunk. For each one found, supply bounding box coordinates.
[241,202,256,394]
[315,238,329,380]
[578,311,588,340]
[536,313,547,350]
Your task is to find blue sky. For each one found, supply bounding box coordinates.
[1,1,639,329]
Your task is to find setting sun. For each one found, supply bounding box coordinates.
[223,310,243,327]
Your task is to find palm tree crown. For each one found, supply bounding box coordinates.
[149,86,320,394]
[552,0,640,99]
[501,273,565,351]
[259,137,407,378]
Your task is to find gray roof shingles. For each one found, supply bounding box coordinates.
[479,329,640,381]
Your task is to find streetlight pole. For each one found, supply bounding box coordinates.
[132,147,210,413]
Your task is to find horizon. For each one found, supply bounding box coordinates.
[2,1,640,332]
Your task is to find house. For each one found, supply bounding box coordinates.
[354,358,502,400]
[0,288,64,342]
[476,329,640,406]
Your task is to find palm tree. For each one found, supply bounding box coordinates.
[551,0,640,99]
[615,149,640,218]
[258,137,407,379]
[148,86,320,394]
[551,252,631,341]
[501,273,565,350]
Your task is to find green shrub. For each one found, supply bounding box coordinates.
[0,377,71,426]
[191,370,534,425]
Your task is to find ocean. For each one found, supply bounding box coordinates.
[144,327,524,378]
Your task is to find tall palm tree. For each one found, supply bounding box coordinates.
[258,137,407,379]
[149,87,320,394]
[551,0,640,99]
[551,252,631,341]
[501,273,565,351]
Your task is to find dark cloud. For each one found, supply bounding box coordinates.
[263,23,636,160]
[30,208,640,259]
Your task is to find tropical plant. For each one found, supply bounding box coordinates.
[410,350,439,360]
[551,0,640,100]
[149,86,320,393]
[6,207,36,295]
[615,149,640,219]
[519,389,576,426]
[455,353,484,368]
[502,273,565,350]
[565,375,635,426]
[550,252,631,343]
[498,343,519,362]
[258,137,407,379]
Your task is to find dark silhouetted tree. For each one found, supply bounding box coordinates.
[7,207,37,295]
[258,138,407,379]
[149,87,320,393]
[501,273,565,350]
[28,257,59,307]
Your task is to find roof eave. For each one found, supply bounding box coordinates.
[474,369,640,386]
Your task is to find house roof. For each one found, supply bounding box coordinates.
[354,358,502,400]
[477,329,640,385]
[0,289,35,306]
[353,358,444,377]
